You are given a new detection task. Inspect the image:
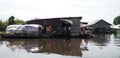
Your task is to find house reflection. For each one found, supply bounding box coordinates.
[6,39,40,51]
[6,38,84,56]
[80,39,89,51]
[91,34,110,46]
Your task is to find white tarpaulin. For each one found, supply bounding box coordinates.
[6,24,43,35]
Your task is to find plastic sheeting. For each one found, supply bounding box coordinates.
[6,24,43,35]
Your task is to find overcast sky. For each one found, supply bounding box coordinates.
[0,0,120,24]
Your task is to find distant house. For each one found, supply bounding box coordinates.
[26,17,82,36]
[87,19,112,33]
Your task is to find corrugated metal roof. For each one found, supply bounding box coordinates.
[88,19,101,26]
[27,16,82,21]
[87,19,111,26]
[61,19,73,24]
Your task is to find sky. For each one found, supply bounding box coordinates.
[0,0,120,24]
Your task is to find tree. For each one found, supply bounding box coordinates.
[15,19,26,25]
[0,20,4,31]
[8,16,15,25]
[113,15,120,25]
[0,20,8,31]
[0,16,26,31]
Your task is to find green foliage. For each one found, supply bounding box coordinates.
[8,16,15,25]
[0,20,3,25]
[2,20,9,30]
[0,20,3,31]
[0,20,8,31]
[8,16,26,25]
[15,19,26,25]
[0,16,26,31]
[113,15,120,25]
[0,20,6,31]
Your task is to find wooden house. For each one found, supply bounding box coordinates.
[26,17,82,37]
[87,19,112,33]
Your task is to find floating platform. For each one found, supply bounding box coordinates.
[0,34,93,39]
[0,34,39,38]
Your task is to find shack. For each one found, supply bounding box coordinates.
[26,17,82,37]
[87,19,112,33]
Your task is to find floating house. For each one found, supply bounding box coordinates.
[26,17,82,37]
[1,16,93,38]
[87,19,112,33]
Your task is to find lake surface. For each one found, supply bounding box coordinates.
[0,34,120,58]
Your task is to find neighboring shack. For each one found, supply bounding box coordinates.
[87,19,112,33]
[26,17,82,37]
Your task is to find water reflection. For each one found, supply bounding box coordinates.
[0,34,113,55]
[91,34,110,46]
[114,30,120,39]
[0,34,120,58]
[80,39,89,51]
[5,39,84,56]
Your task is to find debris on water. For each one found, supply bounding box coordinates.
[30,47,39,52]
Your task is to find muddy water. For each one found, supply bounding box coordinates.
[0,34,120,58]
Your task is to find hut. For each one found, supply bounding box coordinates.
[87,19,112,33]
[26,17,82,37]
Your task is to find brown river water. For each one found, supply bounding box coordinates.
[0,33,120,58]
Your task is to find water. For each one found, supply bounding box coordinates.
[0,34,120,58]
